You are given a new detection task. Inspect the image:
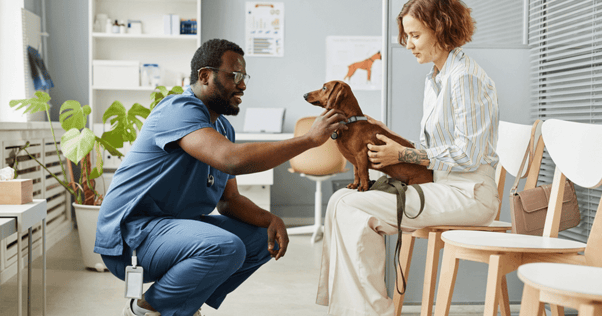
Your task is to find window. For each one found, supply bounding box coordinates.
[529,0,602,242]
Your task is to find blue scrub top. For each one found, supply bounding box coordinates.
[94,88,236,256]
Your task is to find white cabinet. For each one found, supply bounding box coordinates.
[88,0,201,126]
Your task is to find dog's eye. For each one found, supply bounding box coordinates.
[322,86,327,91]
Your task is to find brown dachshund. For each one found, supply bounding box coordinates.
[343,51,382,82]
[304,80,433,191]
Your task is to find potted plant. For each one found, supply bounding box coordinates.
[9,86,183,271]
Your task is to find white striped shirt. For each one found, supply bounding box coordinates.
[418,48,499,172]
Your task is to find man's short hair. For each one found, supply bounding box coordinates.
[397,0,475,52]
[190,39,245,85]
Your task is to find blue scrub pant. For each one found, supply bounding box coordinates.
[101,215,274,316]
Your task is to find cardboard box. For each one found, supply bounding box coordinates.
[93,60,140,88]
[0,179,33,205]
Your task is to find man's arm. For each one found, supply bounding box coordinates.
[217,178,288,260]
[177,109,346,176]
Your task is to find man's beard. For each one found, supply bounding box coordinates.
[205,76,240,116]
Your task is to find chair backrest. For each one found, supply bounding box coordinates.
[494,120,544,220]
[541,119,602,266]
[289,116,347,176]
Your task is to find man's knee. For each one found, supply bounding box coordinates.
[213,234,246,272]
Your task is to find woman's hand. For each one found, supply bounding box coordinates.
[267,215,289,260]
[368,134,431,168]
[367,134,405,168]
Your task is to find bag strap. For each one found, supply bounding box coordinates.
[369,176,426,294]
[510,136,534,196]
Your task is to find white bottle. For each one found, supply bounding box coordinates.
[119,20,126,34]
[105,18,112,34]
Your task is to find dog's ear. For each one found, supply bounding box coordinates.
[326,83,347,110]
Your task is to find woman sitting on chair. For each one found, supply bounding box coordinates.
[316,0,500,315]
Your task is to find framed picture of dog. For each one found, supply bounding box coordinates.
[326,36,382,91]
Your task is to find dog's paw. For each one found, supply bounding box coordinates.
[357,184,370,192]
[346,183,359,190]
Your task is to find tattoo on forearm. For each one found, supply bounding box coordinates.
[398,148,429,166]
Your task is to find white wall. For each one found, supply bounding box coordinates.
[0,0,27,122]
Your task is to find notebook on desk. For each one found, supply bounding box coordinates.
[243,108,286,133]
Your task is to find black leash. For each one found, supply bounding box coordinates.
[369,176,425,294]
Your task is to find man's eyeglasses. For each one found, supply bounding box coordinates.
[200,67,251,85]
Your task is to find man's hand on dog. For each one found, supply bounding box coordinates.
[306,109,348,146]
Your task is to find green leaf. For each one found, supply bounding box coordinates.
[157,86,169,96]
[101,100,150,148]
[102,100,127,125]
[9,91,51,114]
[88,142,104,180]
[61,128,96,164]
[128,103,150,131]
[100,128,125,150]
[168,86,184,95]
[59,100,88,131]
[96,136,123,157]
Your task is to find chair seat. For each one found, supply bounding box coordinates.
[518,263,602,300]
[441,230,586,252]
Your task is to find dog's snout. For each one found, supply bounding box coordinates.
[303,93,309,100]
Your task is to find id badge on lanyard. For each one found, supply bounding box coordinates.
[125,249,143,299]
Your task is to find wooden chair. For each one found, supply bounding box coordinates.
[518,263,602,316]
[393,120,545,316]
[433,119,602,316]
[287,116,348,244]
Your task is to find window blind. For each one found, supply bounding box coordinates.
[529,0,602,242]
[463,0,526,48]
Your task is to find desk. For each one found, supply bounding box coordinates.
[0,199,47,316]
[235,133,294,211]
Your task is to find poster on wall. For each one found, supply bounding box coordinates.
[326,36,382,91]
[245,2,284,57]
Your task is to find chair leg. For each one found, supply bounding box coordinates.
[483,255,504,316]
[550,304,565,316]
[498,275,512,316]
[311,179,324,244]
[393,233,415,316]
[519,284,544,316]
[578,304,602,316]
[433,245,460,316]
[421,231,443,316]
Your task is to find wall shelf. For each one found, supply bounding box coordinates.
[92,32,198,40]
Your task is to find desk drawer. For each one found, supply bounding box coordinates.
[236,170,273,185]
[238,185,271,207]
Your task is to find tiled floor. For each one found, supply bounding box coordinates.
[0,229,332,316]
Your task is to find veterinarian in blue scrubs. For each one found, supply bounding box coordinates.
[95,39,347,316]
[316,1,500,315]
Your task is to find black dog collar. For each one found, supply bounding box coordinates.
[331,116,368,139]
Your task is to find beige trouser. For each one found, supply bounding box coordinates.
[316,164,500,316]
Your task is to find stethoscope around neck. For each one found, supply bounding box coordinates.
[207,118,227,187]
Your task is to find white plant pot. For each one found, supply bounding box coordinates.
[73,203,107,272]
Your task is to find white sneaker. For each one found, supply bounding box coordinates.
[193,308,203,316]
[123,299,161,316]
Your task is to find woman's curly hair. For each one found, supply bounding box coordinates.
[397,0,475,52]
